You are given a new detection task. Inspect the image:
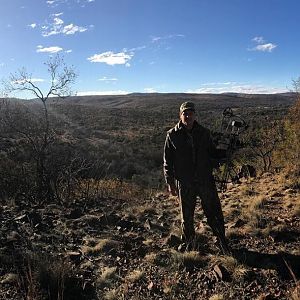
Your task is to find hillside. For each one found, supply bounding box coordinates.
[0,93,299,299]
[0,173,299,299]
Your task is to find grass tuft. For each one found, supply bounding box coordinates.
[97,267,117,287]
[209,255,250,282]
[82,239,119,255]
[171,250,208,270]
[209,295,224,300]
[125,269,145,283]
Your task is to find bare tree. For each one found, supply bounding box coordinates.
[245,121,284,172]
[1,55,77,202]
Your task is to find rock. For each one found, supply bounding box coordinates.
[144,219,152,230]
[7,231,20,242]
[213,264,231,282]
[1,273,19,284]
[147,281,154,290]
[99,213,121,226]
[66,251,82,264]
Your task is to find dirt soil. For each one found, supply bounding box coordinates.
[1,173,299,299]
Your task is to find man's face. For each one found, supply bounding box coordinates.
[180,110,195,129]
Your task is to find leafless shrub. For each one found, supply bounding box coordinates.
[0,55,77,203]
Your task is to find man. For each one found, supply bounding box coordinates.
[163,101,230,253]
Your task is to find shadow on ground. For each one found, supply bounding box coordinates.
[233,248,300,279]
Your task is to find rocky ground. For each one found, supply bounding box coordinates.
[0,173,299,300]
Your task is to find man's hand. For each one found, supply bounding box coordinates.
[167,183,177,196]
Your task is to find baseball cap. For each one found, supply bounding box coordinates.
[179,101,196,114]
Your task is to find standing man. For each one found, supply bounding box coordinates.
[163,101,230,253]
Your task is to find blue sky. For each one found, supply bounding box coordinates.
[1,0,300,97]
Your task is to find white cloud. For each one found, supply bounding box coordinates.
[47,0,95,7]
[87,51,133,66]
[77,90,129,96]
[151,36,162,43]
[252,36,265,44]
[65,49,73,53]
[12,78,45,84]
[28,23,37,29]
[52,12,63,17]
[98,77,118,82]
[253,43,277,52]
[144,88,157,93]
[187,83,288,94]
[36,45,63,53]
[201,82,236,86]
[248,36,277,52]
[127,45,146,52]
[54,17,64,25]
[151,34,185,43]
[42,15,88,37]
[62,24,87,35]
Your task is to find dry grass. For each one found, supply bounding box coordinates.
[209,255,250,282]
[82,238,119,255]
[293,202,300,217]
[291,284,300,300]
[249,195,267,210]
[209,295,224,300]
[226,227,243,239]
[142,238,154,246]
[97,266,118,287]
[0,273,19,284]
[161,275,179,296]
[171,250,208,270]
[239,194,269,234]
[144,251,172,267]
[133,206,156,220]
[125,269,145,283]
[79,178,153,200]
[238,184,258,197]
[103,288,119,300]
[144,252,157,264]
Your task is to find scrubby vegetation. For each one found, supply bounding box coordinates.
[0,87,299,299]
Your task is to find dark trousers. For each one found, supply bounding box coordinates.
[177,180,226,243]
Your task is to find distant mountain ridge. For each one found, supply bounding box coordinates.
[1,92,297,110]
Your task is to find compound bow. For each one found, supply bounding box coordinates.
[216,107,248,192]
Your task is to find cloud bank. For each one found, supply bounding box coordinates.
[77,90,129,96]
[187,82,288,94]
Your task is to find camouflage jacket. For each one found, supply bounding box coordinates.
[163,120,225,186]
